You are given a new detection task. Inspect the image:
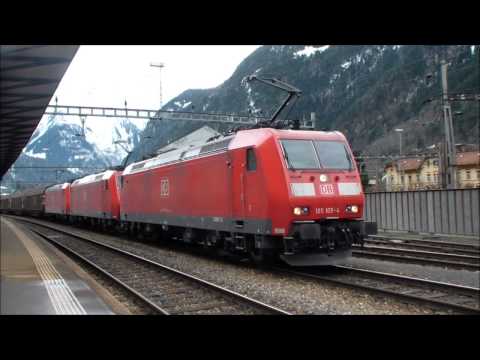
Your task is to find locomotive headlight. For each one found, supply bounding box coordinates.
[293,206,309,215]
[346,205,359,213]
[319,174,328,182]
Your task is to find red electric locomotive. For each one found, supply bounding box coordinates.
[1,75,375,266]
[70,170,121,226]
[45,183,71,218]
[120,128,372,265]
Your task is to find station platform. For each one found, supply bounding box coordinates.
[1,216,117,315]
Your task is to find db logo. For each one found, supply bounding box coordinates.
[160,179,169,197]
[319,184,335,195]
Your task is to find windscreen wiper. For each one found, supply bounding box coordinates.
[283,151,296,171]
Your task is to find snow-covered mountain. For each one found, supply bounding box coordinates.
[1,115,146,191]
[141,45,478,160]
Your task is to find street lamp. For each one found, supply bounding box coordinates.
[395,128,404,156]
[395,128,405,190]
[150,62,165,109]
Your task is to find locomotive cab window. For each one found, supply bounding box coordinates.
[281,139,353,171]
[281,140,320,169]
[314,141,353,170]
[246,148,257,171]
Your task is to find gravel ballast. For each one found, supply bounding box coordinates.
[19,218,464,315]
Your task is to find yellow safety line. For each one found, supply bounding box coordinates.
[2,218,87,315]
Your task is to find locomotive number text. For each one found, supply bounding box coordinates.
[315,207,340,215]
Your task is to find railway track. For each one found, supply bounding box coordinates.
[370,234,480,251]
[364,237,480,256]
[15,217,289,315]
[7,215,479,314]
[273,265,480,314]
[352,244,480,271]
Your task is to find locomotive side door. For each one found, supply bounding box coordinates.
[230,147,265,230]
[229,148,245,225]
[243,147,264,220]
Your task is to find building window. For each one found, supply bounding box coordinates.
[408,175,412,183]
[416,174,420,183]
[390,176,394,184]
[401,175,404,184]
[466,170,471,180]
[427,173,431,182]
[477,170,480,180]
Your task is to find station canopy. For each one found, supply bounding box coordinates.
[0,45,79,179]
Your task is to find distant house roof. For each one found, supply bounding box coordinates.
[396,158,424,171]
[385,151,480,172]
[456,151,480,166]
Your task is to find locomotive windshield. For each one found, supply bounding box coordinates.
[281,139,353,170]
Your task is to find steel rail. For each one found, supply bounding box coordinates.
[369,234,480,251]
[13,216,290,315]
[362,238,480,256]
[272,265,480,314]
[355,244,480,263]
[352,250,480,271]
[353,246,480,271]
[27,227,169,315]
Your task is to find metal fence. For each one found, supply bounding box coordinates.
[364,188,480,236]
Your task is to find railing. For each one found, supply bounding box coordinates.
[364,188,480,236]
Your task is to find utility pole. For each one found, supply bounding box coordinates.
[395,128,404,156]
[440,60,457,189]
[150,62,165,109]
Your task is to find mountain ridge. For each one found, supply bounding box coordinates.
[131,45,477,165]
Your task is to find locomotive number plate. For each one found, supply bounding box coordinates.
[319,184,335,195]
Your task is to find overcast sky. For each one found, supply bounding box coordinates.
[51,45,261,110]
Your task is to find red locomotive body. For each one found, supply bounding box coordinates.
[70,170,121,221]
[45,183,71,216]
[121,128,370,265]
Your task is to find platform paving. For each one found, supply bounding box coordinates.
[0,216,114,315]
